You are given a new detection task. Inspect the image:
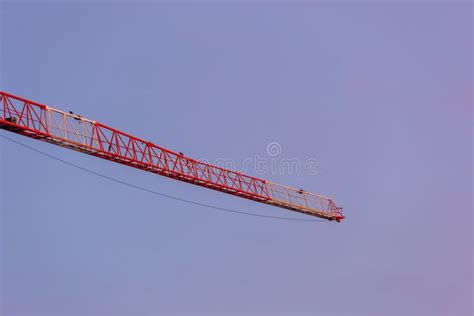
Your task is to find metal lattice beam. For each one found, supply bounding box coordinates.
[1,91,344,221]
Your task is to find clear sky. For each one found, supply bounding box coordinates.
[1,1,472,315]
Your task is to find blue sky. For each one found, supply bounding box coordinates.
[1,1,472,315]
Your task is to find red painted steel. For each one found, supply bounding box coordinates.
[0,91,344,221]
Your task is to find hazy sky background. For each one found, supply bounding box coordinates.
[1,1,472,315]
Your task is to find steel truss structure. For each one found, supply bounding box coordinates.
[1,91,344,221]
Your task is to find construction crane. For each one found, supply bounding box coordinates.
[0,91,344,222]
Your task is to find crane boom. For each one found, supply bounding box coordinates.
[0,91,344,221]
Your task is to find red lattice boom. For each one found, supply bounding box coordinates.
[1,91,344,221]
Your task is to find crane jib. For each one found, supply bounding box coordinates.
[0,91,344,222]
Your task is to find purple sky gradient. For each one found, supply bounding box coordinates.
[1,1,472,315]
